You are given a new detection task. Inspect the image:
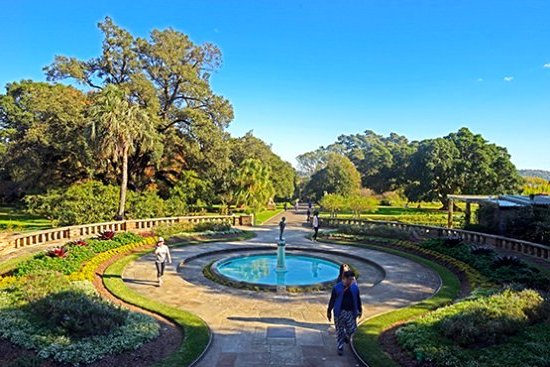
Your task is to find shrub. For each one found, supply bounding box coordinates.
[438,289,548,346]
[444,236,464,247]
[491,255,523,268]
[337,224,411,240]
[194,221,232,232]
[397,289,550,366]
[97,230,116,240]
[470,246,495,256]
[24,180,120,226]
[28,289,127,338]
[46,247,67,258]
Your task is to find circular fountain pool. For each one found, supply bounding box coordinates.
[214,254,340,287]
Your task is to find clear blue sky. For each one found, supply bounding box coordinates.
[2,0,549,170]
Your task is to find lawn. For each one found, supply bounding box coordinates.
[0,206,52,232]
[318,203,476,227]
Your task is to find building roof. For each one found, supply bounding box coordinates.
[449,194,550,208]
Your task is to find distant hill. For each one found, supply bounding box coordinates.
[519,169,550,180]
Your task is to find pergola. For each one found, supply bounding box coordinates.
[446,194,496,228]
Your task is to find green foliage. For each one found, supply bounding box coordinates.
[126,189,166,219]
[0,81,91,200]
[346,191,378,218]
[301,128,521,208]
[304,152,361,199]
[476,203,550,245]
[11,232,143,278]
[230,132,296,200]
[319,193,346,217]
[0,278,159,365]
[29,289,128,338]
[522,176,550,195]
[396,289,550,366]
[25,180,119,225]
[234,158,275,213]
[419,238,550,290]
[337,223,411,240]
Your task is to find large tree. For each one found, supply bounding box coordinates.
[0,81,91,199]
[88,85,159,219]
[304,152,361,200]
[44,17,234,196]
[405,128,522,208]
[230,132,296,200]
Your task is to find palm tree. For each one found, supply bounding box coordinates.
[235,158,274,214]
[88,84,157,219]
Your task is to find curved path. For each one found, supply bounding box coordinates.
[122,210,440,367]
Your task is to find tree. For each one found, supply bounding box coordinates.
[234,159,275,214]
[230,132,296,200]
[323,131,416,193]
[304,153,361,200]
[405,138,461,208]
[88,84,159,219]
[347,191,378,218]
[44,17,234,197]
[296,148,329,177]
[319,193,346,218]
[0,81,91,199]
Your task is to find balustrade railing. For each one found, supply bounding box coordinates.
[319,217,549,262]
[0,214,253,255]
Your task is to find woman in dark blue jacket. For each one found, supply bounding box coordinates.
[327,270,362,355]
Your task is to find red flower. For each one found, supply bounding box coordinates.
[47,247,68,258]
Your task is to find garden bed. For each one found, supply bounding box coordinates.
[320,226,550,367]
[0,223,249,366]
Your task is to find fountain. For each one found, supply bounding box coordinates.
[213,238,340,290]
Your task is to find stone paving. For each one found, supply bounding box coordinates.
[122,210,441,367]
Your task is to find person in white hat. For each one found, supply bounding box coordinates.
[154,237,172,286]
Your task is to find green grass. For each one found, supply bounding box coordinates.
[320,238,461,367]
[103,250,210,367]
[0,206,52,232]
[255,208,284,225]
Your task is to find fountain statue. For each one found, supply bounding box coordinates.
[276,217,287,288]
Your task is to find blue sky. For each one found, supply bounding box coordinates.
[1,0,549,170]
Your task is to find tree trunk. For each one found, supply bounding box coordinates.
[117,146,129,220]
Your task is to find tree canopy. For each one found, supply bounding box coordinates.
[0,18,295,215]
[301,128,522,208]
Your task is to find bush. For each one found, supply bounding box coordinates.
[126,190,166,219]
[438,289,548,346]
[397,289,550,366]
[194,221,232,232]
[419,239,550,291]
[25,180,119,226]
[337,224,411,240]
[28,290,127,338]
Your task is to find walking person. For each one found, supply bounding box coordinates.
[154,237,172,286]
[312,211,320,241]
[306,208,311,223]
[327,270,362,355]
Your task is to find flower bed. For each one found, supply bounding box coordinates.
[0,273,159,365]
[323,232,489,290]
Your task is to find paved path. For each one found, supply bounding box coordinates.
[122,209,441,367]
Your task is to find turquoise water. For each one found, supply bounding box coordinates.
[216,254,340,286]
